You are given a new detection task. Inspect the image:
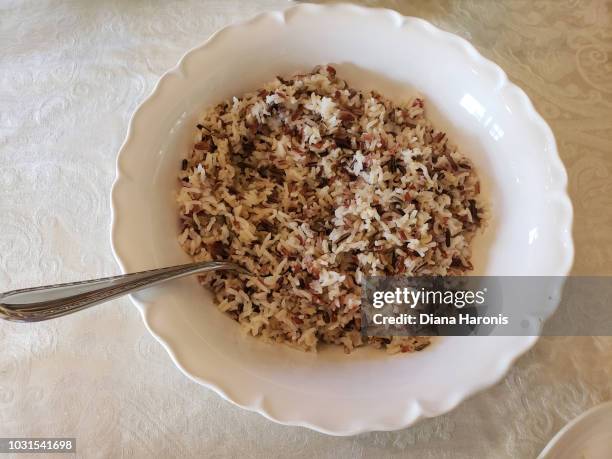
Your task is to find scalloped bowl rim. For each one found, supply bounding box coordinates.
[110,3,574,435]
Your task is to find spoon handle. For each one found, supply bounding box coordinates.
[0,261,246,322]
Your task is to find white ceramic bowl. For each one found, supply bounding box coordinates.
[538,402,612,459]
[111,3,573,435]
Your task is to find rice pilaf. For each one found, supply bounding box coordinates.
[177,65,486,353]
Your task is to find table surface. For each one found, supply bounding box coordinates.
[1,1,611,457]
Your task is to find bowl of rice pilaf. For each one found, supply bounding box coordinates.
[111,3,573,435]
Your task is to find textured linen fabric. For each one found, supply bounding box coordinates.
[1,1,611,457]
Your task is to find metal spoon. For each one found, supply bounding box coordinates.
[0,261,248,323]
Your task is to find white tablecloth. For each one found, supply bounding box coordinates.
[2,1,611,457]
